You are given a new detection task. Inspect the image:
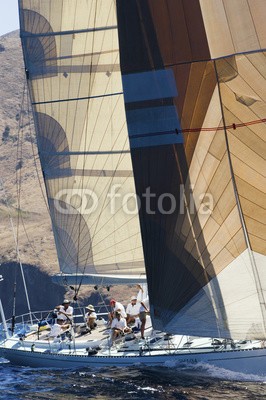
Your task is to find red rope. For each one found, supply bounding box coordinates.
[177,118,266,134]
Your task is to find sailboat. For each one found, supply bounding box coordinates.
[0,0,266,375]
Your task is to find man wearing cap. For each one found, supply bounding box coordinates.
[126,296,140,325]
[85,304,97,330]
[111,311,131,343]
[108,299,127,323]
[55,299,73,325]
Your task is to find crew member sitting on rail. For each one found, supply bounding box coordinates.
[126,296,140,325]
[108,298,127,323]
[111,311,131,343]
[85,304,97,330]
[55,299,73,325]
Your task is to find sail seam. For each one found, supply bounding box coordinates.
[20,26,117,38]
[40,150,130,155]
[163,48,266,68]
[32,92,123,105]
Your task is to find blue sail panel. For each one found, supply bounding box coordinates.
[122,70,183,148]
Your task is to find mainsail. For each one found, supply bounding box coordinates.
[19,0,146,284]
[116,0,266,340]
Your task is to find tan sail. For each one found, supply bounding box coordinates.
[117,0,266,339]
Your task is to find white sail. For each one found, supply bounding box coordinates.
[19,0,145,281]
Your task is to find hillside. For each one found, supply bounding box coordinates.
[0,31,137,309]
[0,30,58,273]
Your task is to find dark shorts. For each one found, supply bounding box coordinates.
[139,311,146,321]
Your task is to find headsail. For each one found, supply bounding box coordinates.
[19,0,146,284]
[117,0,266,340]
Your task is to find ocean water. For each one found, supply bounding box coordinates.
[1,359,266,400]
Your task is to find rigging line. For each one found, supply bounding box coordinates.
[54,2,77,285]
[76,4,119,202]
[63,134,131,267]
[26,122,78,269]
[1,167,33,326]
[174,140,226,268]
[75,1,106,282]
[74,160,132,287]
[85,244,143,265]
[63,0,80,286]
[171,142,222,327]
[79,167,141,265]
[214,59,266,333]
[77,0,121,182]
[247,0,261,49]
[66,30,125,282]
[222,0,237,60]
[26,85,50,213]
[70,12,129,239]
[77,98,126,216]
[177,108,263,275]
[75,1,100,290]
[76,136,132,288]
[15,90,54,271]
[15,82,27,253]
[175,118,266,133]
[77,218,143,258]
[169,219,258,305]
[74,136,132,247]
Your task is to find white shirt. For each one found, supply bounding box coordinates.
[126,302,140,316]
[137,283,148,302]
[139,297,149,312]
[111,317,127,331]
[112,301,127,318]
[49,323,62,338]
[57,305,73,321]
[85,311,97,320]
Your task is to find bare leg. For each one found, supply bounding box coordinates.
[140,317,146,338]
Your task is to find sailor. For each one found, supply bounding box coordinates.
[55,299,73,325]
[108,298,127,323]
[49,315,70,338]
[126,296,140,325]
[137,284,149,339]
[85,304,97,330]
[111,311,131,342]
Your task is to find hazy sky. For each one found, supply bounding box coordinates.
[0,0,19,36]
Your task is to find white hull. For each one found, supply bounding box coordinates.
[1,336,266,376]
